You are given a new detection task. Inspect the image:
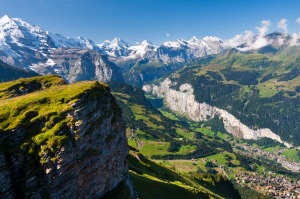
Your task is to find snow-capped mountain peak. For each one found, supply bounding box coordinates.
[0,15,224,68]
[97,38,132,58]
[0,15,23,40]
[127,40,157,58]
[140,40,153,46]
[0,15,14,25]
[203,36,222,42]
[162,40,183,48]
[187,36,203,46]
[46,31,77,48]
[76,36,97,49]
[0,15,54,50]
[109,37,131,49]
[190,36,198,42]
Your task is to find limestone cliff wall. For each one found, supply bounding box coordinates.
[0,84,129,198]
[143,78,292,147]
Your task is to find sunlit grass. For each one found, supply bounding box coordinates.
[0,78,109,165]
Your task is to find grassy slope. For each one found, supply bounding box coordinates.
[0,76,109,164]
[0,74,65,99]
[164,47,300,145]
[110,83,245,198]
[282,148,300,162]
[128,151,223,199]
[212,48,300,98]
[110,83,230,159]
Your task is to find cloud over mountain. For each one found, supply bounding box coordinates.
[278,19,288,33]
[222,18,300,51]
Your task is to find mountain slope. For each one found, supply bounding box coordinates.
[143,46,300,146]
[0,60,38,82]
[30,48,123,83]
[0,15,122,83]
[0,74,64,99]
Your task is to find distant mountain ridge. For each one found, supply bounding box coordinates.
[98,36,223,64]
[1,15,300,86]
[0,15,121,83]
[0,60,38,82]
[0,15,224,65]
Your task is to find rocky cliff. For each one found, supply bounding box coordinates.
[30,48,123,83]
[143,78,292,147]
[0,77,129,198]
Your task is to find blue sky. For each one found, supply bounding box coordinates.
[1,0,300,44]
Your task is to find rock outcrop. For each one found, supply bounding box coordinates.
[0,79,129,198]
[143,78,292,147]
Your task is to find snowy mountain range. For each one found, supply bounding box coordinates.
[1,14,300,85]
[0,15,121,83]
[0,15,223,67]
[98,36,223,63]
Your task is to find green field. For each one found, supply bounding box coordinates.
[263,146,284,152]
[282,148,300,162]
[128,151,225,199]
[158,108,180,121]
[176,128,195,140]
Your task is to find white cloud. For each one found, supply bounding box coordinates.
[256,20,271,36]
[289,33,300,46]
[250,36,269,50]
[222,30,254,49]
[166,33,170,37]
[278,19,288,33]
[223,20,272,51]
[223,18,300,51]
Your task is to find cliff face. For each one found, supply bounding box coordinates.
[0,79,128,198]
[143,78,292,147]
[30,48,123,83]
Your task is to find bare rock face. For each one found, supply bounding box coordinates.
[30,48,123,83]
[143,78,292,147]
[0,82,129,198]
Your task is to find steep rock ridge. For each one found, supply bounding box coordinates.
[143,78,292,147]
[0,80,128,198]
[30,48,123,83]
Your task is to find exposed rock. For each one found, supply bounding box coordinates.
[30,48,123,83]
[0,81,129,198]
[143,78,292,147]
